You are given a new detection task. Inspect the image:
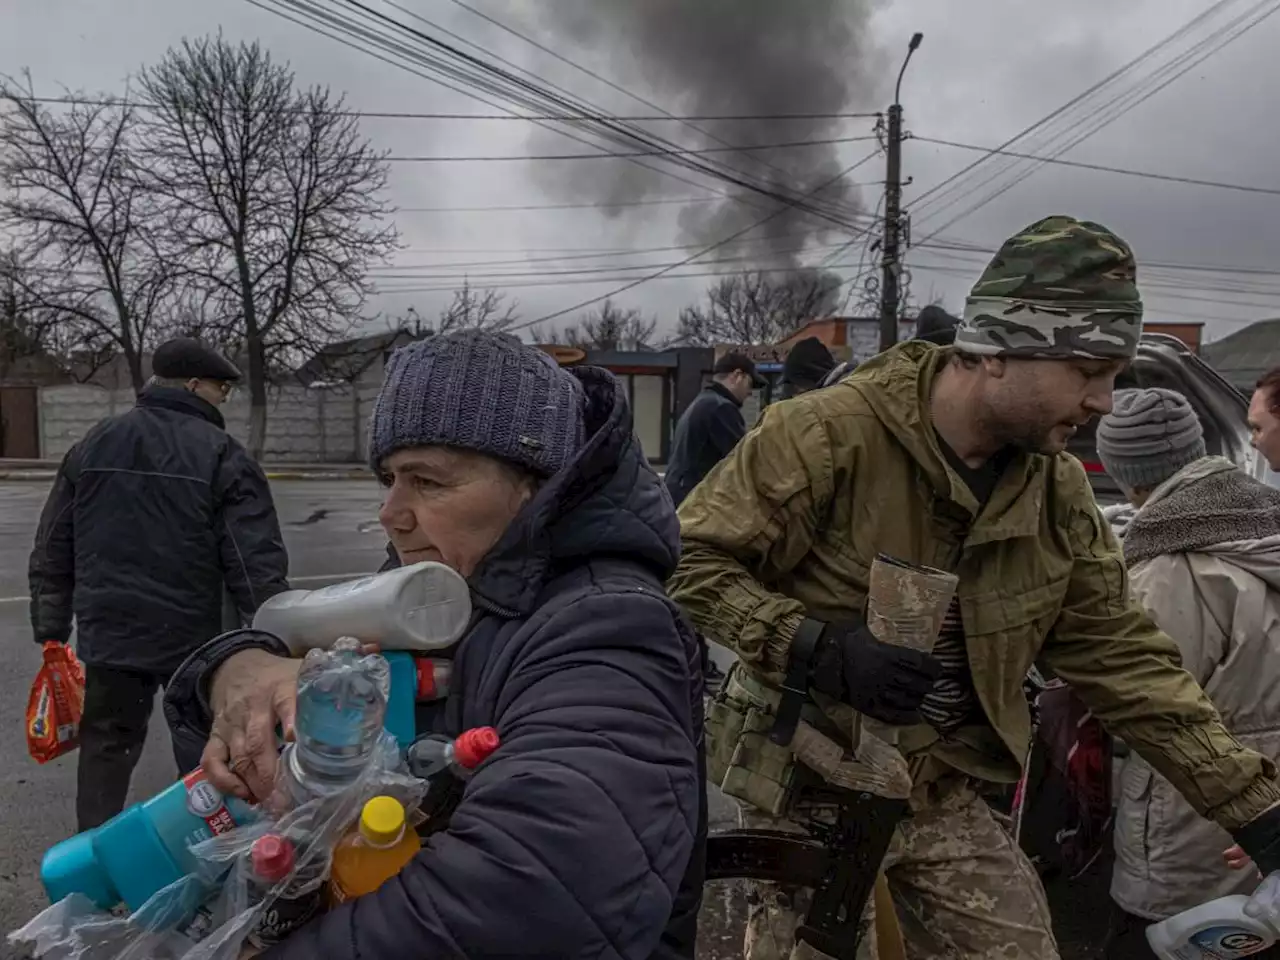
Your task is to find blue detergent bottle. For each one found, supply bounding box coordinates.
[40,648,449,912]
[40,766,257,912]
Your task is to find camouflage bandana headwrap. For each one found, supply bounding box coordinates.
[956,215,1143,361]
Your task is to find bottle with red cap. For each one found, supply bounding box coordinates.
[245,833,323,949]
[406,727,500,781]
[405,727,501,832]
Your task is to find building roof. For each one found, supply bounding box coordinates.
[296,329,415,385]
[1201,318,1280,393]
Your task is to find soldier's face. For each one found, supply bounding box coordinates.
[986,357,1126,455]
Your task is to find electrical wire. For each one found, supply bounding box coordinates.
[383,135,876,162]
[255,0,871,233]
[914,0,1280,239]
[914,137,1280,197]
[17,94,879,122]
[511,149,881,330]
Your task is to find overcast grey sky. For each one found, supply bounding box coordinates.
[3,0,1278,344]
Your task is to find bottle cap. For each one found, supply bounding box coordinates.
[415,658,441,699]
[453,727,500,769]
[360,796,407,846]
[251,834,295,883]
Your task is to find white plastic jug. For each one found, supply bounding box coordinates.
[252,562,472,655]
[1147,873,1280,958]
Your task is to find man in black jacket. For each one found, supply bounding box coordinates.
[664,352,764,508]
[28,337,289,830]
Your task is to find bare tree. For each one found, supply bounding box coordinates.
[438,280,519,335]
[0,75,179,390]
[135,37,397,457]
[542,298,657,351]
[674,269,842,345]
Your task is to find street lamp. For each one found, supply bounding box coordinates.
[879,32,924,352]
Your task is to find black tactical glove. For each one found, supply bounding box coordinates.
[809,618,942,726]
[1232,802,1280,877]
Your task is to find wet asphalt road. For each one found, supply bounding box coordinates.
[0,478,1112,958]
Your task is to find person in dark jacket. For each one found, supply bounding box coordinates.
[28,337,289,831]
[663,352,764,508]
[779,337,836,399]
[162,331,704,960]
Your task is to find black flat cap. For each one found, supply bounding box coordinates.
[714,352,767,388]
[152,338,242,382]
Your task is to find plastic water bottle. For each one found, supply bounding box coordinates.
[278,639,391,807]
[406,728,501,830]
[1147,873,1280,958]
[252,561,473,655]
[405,727,500,782]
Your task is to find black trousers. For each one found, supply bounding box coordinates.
[77,664,189,832]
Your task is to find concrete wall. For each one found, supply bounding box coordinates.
[39,381,382,463]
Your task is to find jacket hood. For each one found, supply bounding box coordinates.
[1125,455,1280,578]
[845,340,1042,522]
[466,365,680,615]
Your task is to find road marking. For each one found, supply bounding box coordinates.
[0,572,369,605]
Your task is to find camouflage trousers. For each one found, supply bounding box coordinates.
[739,776,1059,960]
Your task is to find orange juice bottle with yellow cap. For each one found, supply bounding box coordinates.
[328,795,420,905]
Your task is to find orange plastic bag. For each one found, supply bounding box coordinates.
[27,642,86,764]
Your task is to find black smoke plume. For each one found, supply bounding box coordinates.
[527,0,884,268]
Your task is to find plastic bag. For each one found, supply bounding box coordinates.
[10,732,425,960]
[27,642,86,765]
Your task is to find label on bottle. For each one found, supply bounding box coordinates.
[182,769,237,837]
[1183,925,1272,958]
[248,890,323,948]
[329,876,353,906]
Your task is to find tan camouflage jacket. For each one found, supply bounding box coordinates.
[670,340,1280,830]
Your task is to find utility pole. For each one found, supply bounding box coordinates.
[879,32,923,353]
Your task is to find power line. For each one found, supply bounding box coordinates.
[914,137,1280,197]
[915,0,1280,238]
[511,149,881,330]
[907,0,1244,216]
[15,94,879,122]
[383,134,876,162]
[258,0,870,233]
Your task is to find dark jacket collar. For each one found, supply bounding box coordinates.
[706,380,742,407]
[137,386,226,430]
[378,367,680,616]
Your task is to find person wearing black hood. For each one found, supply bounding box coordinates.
[28,337,289,831]
[779,337,836,399]
[819,307,961,389]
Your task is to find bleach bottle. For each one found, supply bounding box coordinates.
[1147,873,1280,958]
[252,561,472,655]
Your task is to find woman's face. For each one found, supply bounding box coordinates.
[377,446,536,577]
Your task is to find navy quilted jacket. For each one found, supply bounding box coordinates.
[164,366,705,959]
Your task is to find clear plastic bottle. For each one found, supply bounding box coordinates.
[278,639,391,808]
[405,727,501,781]
[328,796,422,905]
[252,561,472,655]
[245,834,323,949]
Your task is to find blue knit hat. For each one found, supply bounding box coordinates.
[369,331,586,476]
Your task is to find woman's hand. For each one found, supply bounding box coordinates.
[204,649,302,804]
[1224,843,1262,875]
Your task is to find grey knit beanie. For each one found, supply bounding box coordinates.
[369,331,585,476]
[1096,388,1206,491]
